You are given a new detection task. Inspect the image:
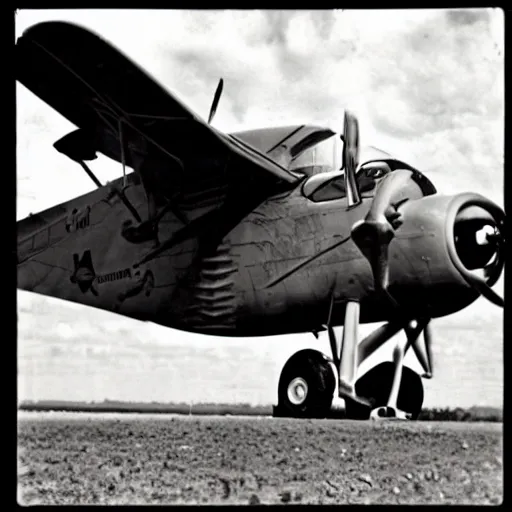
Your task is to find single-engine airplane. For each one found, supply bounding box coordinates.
[16,21,505,420]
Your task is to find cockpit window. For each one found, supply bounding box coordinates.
[289,134,339,174]
[302,161,393,203]
[310,174,346,202]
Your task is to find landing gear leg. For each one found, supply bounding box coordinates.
[336,301,371,408]
[369,320,426,420]
[369,338,411,420]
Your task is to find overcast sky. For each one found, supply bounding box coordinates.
[16,9,504,407]
[16,9,504,217]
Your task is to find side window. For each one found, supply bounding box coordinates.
[302,162,393,203]
[310,175,346,202]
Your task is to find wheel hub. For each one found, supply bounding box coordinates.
[287,377,309,405]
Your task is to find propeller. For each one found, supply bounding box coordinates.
[345,110,435,379]
[344,109,412,308]
[207,78,224,125]
[343,111,504,401]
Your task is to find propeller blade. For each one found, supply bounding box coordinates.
[351,169,412,297]
[365,170,412,226]
[208,78,224,125]
[344,112,410,304]
[466,273,504,307]
[351,218,394,292]
[343,110,361,207]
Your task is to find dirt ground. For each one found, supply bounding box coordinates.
[17,412,503,505]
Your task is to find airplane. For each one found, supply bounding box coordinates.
[16,21,505,420]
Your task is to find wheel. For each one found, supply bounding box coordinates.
[345,361,424,420]
[276,349,336,419]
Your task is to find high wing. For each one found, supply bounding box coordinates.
[16,21,302,237]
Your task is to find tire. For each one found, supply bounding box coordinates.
[345,361,424,420]
[276,349,336,419]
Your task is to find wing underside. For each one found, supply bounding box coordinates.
[16,21,300,222]
[15,21,309,329]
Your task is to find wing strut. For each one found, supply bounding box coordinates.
[78,160,103,188]
[118,119,127,188]
[53,130,142,223]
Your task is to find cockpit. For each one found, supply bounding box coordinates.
[291,133,395,203]
[232,125,437,203]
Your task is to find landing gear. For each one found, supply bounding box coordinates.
[275,349,336,419]
[274,305,432,420]
[273,111,437,421]
[345,362,424,420]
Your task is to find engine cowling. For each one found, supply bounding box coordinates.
[387,192,505,317]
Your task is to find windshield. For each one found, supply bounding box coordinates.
[289,134,340,174]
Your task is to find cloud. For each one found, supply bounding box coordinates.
[445,7,491,27]
[16,9,503,210]
[365,10,502,138]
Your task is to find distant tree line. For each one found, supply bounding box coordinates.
[18,400,502,422]
[417,406,502,422]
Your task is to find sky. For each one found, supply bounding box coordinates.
[16,9,504,408]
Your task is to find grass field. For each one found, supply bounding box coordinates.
[17,413,503,505]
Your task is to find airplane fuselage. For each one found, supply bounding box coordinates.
[17,162,480,337]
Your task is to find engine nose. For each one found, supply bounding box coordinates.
[455,216,499,271]
[447,193,505,307]
[390,192,505,317]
